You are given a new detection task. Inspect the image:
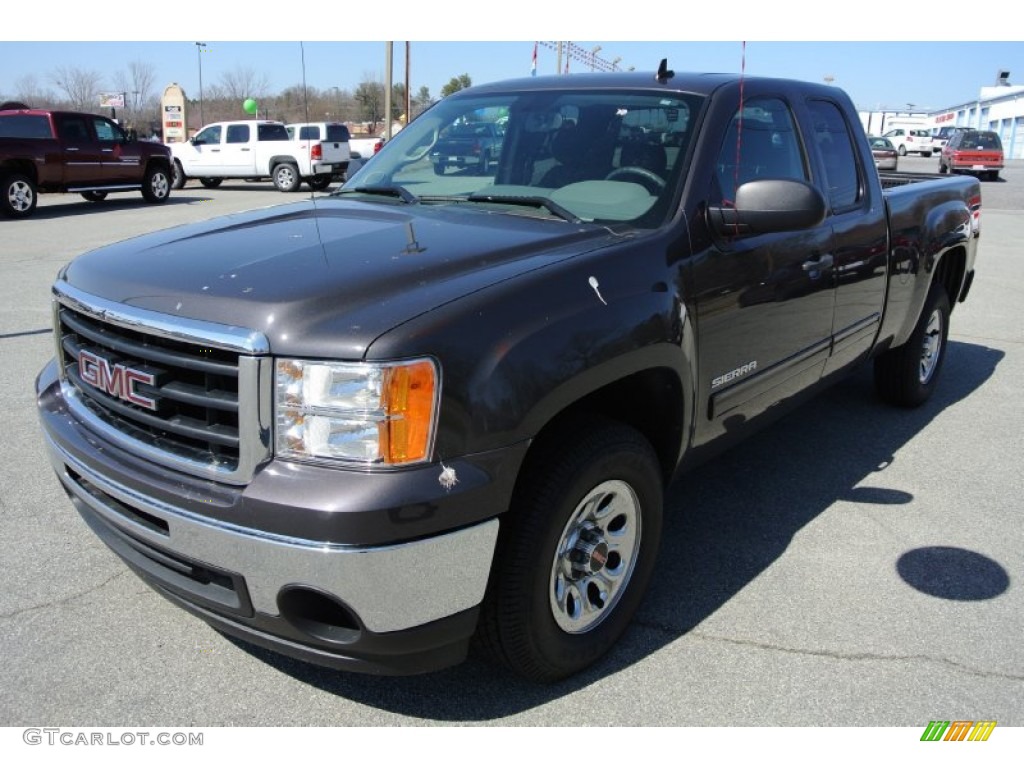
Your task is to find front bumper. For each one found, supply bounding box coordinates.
[37,359,505,674]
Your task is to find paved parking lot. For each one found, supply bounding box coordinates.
[1,159,1022,729]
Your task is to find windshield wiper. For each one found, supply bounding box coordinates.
[466,194,582,224]
[336,185,419,204]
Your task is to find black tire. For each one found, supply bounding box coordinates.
[171,160,187,190]
[199,178,223,188]
[272,162,301,192]
[477,418,663,681]
[307,174,332,191]
[922,152,932,158]
[477,151,490,174]
[80,191,108,202]
[141,165,171,204]
[874,282,950,407]
[1,173,37,218]
[898,145,907,156]
[433,162,445,176]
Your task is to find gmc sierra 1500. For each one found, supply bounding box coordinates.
[36,65,980,681]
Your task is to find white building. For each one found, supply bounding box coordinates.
[858,72,1024,160]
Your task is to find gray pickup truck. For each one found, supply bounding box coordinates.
[37,64,980,681]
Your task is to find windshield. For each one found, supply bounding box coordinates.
[340,87,704,228]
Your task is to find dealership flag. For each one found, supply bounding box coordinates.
[531,42,537,76]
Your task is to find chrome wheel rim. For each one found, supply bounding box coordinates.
[8,180,33,212]
[152,173,169,198]
[920,308,943,384]
[549,479,641,634]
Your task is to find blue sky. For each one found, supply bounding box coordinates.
[3,7,1021,114]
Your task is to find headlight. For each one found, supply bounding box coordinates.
[275,358,439,466]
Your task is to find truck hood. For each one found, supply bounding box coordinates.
[62,197,614,358]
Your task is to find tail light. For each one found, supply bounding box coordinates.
[373,139,383,154]
[310,143,322,161]
[969,193,981,236]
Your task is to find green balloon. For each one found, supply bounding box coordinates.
[243,98,257,114]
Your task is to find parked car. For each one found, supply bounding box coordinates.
[0,108,172,218]
[883,127,934,157]
[939,129,1004,180]
[286,121,351,180]
[38,67,982,681]
[868,136,898,171]
[931,125,963,153]
[429,120,504,175]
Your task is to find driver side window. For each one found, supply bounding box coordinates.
[712,97,806,205]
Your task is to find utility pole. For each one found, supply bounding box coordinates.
[195,42,206,127]
[405,42,411,126]
[384,42,393,140]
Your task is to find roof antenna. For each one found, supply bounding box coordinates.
[656,59,674,83]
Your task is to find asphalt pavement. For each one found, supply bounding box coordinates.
[1,159,1021,731]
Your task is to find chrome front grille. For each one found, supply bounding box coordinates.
[53,281,272,484]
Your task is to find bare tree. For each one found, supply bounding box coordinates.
[354,77,385,131]
[115,60,157,124]
[219,66,270,104]
[11,74,59,108]
[50,65,103,112]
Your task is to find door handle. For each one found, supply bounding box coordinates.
[803,254,834,272]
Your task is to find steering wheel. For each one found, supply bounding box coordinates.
[400,125,439,162]
[605,166,666,191]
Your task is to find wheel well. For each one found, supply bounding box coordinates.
[934,245,967,306]
[1,159,38,184]
[522,368,684,485]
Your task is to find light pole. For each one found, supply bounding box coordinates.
[195,42,206,128]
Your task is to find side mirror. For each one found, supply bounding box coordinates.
[708,179,827,237]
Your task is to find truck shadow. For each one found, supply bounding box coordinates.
[231,339,1004,718]
[27,196,209,220]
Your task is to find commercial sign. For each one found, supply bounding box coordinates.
[98,93,125,108]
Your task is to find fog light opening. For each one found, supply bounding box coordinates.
[278,586,361,644]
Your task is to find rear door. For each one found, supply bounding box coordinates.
[54,113,103,186]
[802,99,889,375]
[220,123,257,175]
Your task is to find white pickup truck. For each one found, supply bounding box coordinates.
[169,120,343,192]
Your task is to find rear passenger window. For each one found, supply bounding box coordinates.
[807,100,861,210]
[226,124,250,143]
[712,97,807,205]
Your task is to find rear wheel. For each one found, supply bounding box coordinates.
[171,160,187,189]
[874,282,950,407]
[80,191,108,202]
[307,174,332,191]
[199,178,222,188]
[898,145,907,156]
[272,162,301,192]
[477,419,663,681]
[141,165,171,203]
[1,173,37,218]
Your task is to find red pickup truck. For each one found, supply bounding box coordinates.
[0,108,173,218]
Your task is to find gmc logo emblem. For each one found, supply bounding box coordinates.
[78,349,158,411]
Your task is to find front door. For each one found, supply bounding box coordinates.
[692,96,835,438]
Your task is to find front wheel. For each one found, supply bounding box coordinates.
[477,419,663,681]
[1,173,37,218]
[199,178,223,189]
[141,165,171,203]
[898,145,908,156]
[272,163,301,192]
[874,282,950,407]
[80,191,108,202]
